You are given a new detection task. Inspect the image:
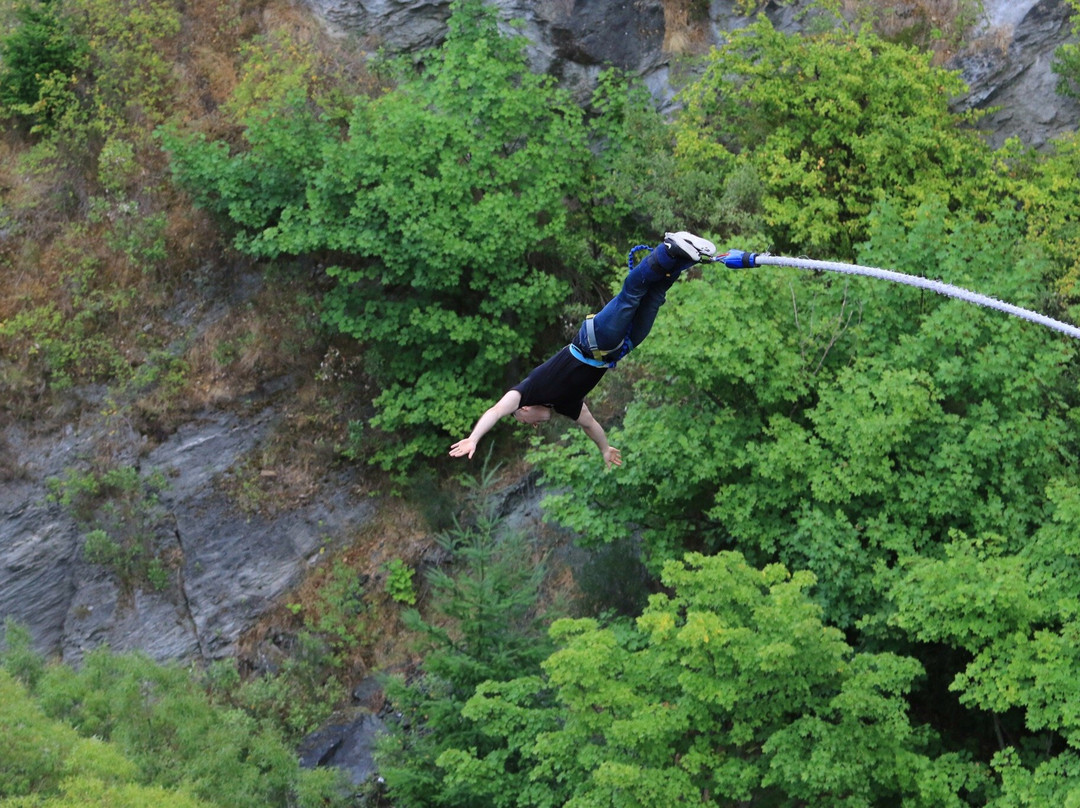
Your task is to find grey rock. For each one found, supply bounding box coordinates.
[351,675,386,712]
[0,479,79,655]
[143,410,377,660]
[951,0,1080,148]
[309,0,672,102]
[60,562,202,666]
[301,0,1079,147]
[299,712,387,785]
[0,404,376,664]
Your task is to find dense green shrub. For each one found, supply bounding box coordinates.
[1053,0,1080,97]
[675,16,994,257]
[161,0,603,469]
[535,196,1078,622]
[0,663,225,807]
[0,0,86,129]
[1012,132,1080,304]
[7,0,1080,802]
[439,553,981,807]
[0,643,348,808]
[528,183,1080,802]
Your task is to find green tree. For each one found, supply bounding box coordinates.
[886,476,1080,805]
[376,477,552,807]
[0,0,87,130]
[583,69,748,248]
[1012,132,1080,304]
[675,17,993,256]
[0,0,179,146]
[534,196,1079,628]
[439,553,979,806]
[0,668,214,808]
[161,0,600,468]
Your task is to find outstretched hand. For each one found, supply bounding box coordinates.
[449,437,477,460]
[449,392,522,462]
[604,446,622,470]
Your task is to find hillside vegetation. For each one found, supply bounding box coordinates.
[5,0,1080,805]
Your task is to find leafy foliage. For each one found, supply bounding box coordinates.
[0,0,179,148]
[439,553,981,807]
[1053,0,1080,98]
[7,0,1080,802]
[676,17,992,256]
[161,0,601,468]
[0,0,187,414]
[528,36,1080,797]
[48,464,172,591]
[376,475,552,807]
[0,668,225,808]
[0,642,347,808]
[384,558,417,605]
[1013,132,1080,303]
[584,69,744,246]
[535,197,1079,630]
[885,477,1080,795]
[0,624,347,807]
[0,0,87,129]
[298,558,370,661]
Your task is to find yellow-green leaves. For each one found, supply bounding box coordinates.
[0,669,216,808]
[443,551,974,806]
[677,17,989,257]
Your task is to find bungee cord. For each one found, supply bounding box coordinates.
[715,250,1080,341]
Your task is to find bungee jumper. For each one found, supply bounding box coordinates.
[451,236,1080,469]
[449,231,718,469]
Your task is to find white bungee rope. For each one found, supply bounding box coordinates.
[716,250,1080,341]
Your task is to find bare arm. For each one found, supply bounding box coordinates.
[576,402,622,470]
[449,390,522,459]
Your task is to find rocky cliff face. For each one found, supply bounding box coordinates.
[0,269,377,664]
[1,397,375,663]
[303,0,1080,148]
[952,0,1079,148]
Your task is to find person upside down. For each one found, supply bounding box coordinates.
[449,231,716,469]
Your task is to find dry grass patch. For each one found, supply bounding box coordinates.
[208,336,372,515]
[182,276,325,404]
[839,0,987,62]
[663,0,711,55]
[1,0,387,424]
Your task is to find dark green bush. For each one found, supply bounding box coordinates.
[0,0,86,129]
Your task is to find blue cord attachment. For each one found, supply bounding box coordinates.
[720,249,758,268]
[627,245,651,271]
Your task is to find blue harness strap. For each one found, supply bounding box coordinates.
[569,342,611,368]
